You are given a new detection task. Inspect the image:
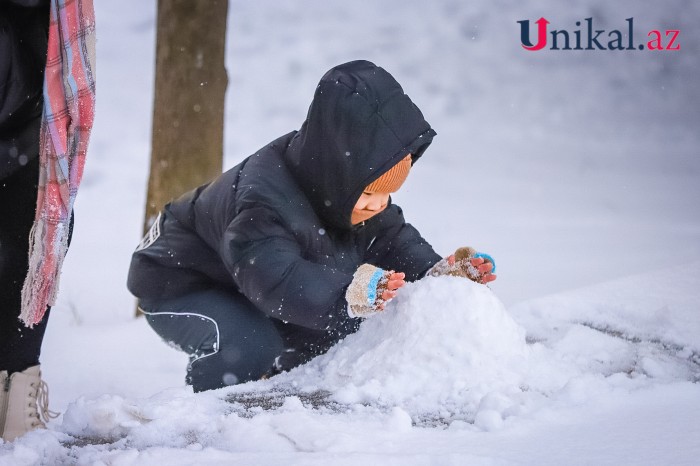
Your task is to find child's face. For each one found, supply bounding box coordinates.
[352,191,390,224]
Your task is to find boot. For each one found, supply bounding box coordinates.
[0,365,57,442]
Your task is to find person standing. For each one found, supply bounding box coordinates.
[1,0,96,442]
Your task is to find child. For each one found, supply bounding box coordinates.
[127,60,495,392]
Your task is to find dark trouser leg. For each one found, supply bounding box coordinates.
[140,288,284,392]
[0,157,50,374]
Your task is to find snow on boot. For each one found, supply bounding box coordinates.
[0,365,58,442]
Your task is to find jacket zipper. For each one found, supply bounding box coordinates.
[0,376,11,437]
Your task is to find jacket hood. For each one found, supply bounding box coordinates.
[283,60,436,230]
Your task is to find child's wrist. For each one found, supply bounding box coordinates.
[346,264,391,318]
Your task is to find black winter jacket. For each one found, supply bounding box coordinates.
[128,60,442,342]
[0,0,50,179]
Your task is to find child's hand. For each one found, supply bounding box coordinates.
[346,266,405,317]
[378,271,406,309]
[446,255,497,284]
[429,247,497,284]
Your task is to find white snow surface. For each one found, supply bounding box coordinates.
[2,0,700,464]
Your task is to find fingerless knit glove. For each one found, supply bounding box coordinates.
[427,247,496,284]
[345,264,392,318]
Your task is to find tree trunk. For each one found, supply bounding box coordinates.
[138,0,228,315]
[144,0,228,232]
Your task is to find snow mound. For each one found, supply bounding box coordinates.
[275,277,532,424]
[512,261,700,352]
[260,270,699,427]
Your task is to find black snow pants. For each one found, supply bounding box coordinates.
[0,158,55,374]
[140,288,286,392]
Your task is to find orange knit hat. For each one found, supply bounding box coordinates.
[364,155,412,193]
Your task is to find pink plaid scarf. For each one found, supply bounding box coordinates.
[20,0,96,327]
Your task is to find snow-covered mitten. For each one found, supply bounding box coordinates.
[427,247,496,284]
[345,264,393,318]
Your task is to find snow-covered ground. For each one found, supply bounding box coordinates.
[2,0,699,464]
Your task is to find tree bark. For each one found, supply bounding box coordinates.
[144,0,228,232]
